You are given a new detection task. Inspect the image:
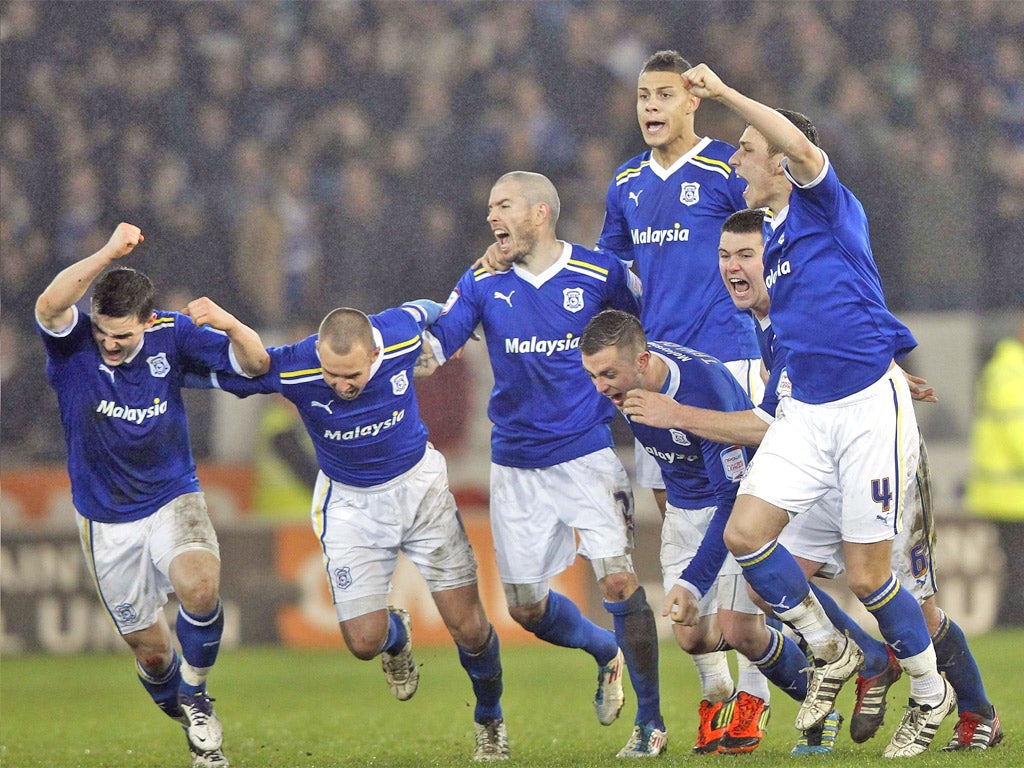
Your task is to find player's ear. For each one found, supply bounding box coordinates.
[534,202,549,227]
[144,311,157,328]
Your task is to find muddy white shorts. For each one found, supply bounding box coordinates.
[490,448,634,584]
[312,446,478,621]
[78,491,219,635]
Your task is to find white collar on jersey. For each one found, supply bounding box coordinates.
[652,349,682,398]
[511,241,572,289]
[647,136,713,181]
[367,325,385,382]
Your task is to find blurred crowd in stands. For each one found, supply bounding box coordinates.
[3,0,1023,464]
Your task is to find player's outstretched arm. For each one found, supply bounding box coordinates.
[681,63,823,184]
[621,389,769,447]
[184,297,270,376]
[35,222,144,332]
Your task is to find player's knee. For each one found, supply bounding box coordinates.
[673,625,710,654]
[597,570,637,602]
[125,628,174,670]
[720,622,764,658]
[445,605,491,649]
[343,629,388,661]
[508,602,546,628]
[176,577,220,615]
[919,597,943,636]
[723,518,752,556]
[502,581,549,627]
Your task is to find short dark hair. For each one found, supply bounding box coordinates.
[640,50,692,76]
[318,307,374,355]
[580,310,647,357]
[767,109,820,154]
[722,208,768,236]
[92,267,155,321]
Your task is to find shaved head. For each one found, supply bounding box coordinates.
[318,307,374,355]
[493,171,560,227]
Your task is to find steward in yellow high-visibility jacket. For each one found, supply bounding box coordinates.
[966,331,1024,520]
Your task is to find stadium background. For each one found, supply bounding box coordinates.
[3,0,1023,656]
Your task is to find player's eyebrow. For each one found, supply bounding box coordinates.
[91,321,133,339]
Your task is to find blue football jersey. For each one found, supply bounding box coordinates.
[204,306,430,487]
[754,316,784,419]
[764,154,917,403]
[39,307,243,523]
[429,243,641,468]
[625,341,754,596]
[598,138,759,362]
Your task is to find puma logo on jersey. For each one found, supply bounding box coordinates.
[493,290,515,307]
[311,400,334,414]
[628,190,643,207]
[98,363,116,382]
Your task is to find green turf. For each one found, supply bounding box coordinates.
[1,631,1019,767]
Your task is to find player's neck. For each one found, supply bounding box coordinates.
[644,352,669,391]
[651,132,700,168]
[519,238,563,276]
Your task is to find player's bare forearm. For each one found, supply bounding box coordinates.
[185,297,270,376]
[36,223,144,331]
[227,324,271,376]
[682,63,822,183]
[413,343,441,378]
[622,390,767,447]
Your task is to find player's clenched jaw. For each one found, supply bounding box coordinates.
[90,313,154,366]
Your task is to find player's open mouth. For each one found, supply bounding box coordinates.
[645,121,666,134]
[494,230,511,250]
[729,278,751,297]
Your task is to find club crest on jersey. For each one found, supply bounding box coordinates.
[680,182,700,206]
[391,370,409,395]
[669,429,691,446]
[147,352,170,378]
[562,287,585,313]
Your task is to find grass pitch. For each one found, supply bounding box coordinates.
[2,631,1020,767]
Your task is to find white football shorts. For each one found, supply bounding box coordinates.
[490,447,633,584]
[661,503,761,616]
[779,431,938,602]
[635,357,764,490]
[78,491,220,635]
[739,364,920,545]
[312,445,477,622]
